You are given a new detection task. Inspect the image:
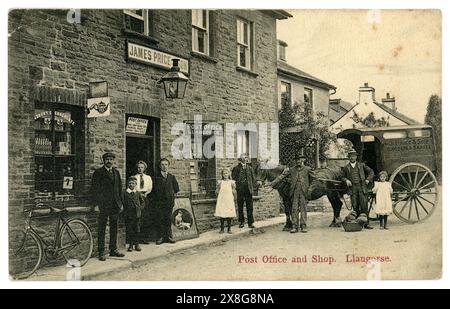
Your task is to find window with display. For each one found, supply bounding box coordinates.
[34,103,84,201]
[189,122,219,199]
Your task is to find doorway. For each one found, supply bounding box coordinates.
[125,115,160,179]
[360,137,381,177]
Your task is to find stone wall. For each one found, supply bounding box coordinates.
[8,9,282,265]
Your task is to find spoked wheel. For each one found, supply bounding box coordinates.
[9,229,42,280]
[59,219,93,267]
[390,163,439,224]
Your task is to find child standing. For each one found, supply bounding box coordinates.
[123,177,145,251]
[372,171,393,230]
[214,169,237,234]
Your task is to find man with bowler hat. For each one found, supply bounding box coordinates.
[91,152,125,261]
[341,150,374,229]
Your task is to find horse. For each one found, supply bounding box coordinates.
[255,162,346,230]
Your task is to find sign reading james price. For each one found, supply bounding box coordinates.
[127,42,189,75]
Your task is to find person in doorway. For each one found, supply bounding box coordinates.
[231,153,258,228]
[91,152,125,261]
[341,150,375,229]
[123,176,145,252]
[133,160,153,244]
[153,158,180,245]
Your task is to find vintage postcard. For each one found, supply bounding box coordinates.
[7,8,442,281]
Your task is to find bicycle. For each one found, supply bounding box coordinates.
[9,201,94,279]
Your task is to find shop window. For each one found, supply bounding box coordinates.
[237,18,254,70]
[34,103,84,201]
[189,122,218,199]
[192,9,211,56]
[124,9,153,36]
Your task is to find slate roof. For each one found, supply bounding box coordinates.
[277,60,336,90]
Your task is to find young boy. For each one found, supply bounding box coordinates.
[123,177,145,252]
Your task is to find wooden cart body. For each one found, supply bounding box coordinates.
[336,125,439,224]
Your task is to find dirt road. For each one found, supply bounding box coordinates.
[98,202,441,281]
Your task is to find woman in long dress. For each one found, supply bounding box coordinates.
[214,169,237,234]
[372,171,393,230]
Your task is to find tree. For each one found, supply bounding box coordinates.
[279,101,337,167]
[424,95,442,180]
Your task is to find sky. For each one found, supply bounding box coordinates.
[277,10,442,123]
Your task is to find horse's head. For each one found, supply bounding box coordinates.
[255,160,287,183]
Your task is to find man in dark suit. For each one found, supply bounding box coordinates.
[153,158,180,245]
[271,153,312,233]
[341,150,374,229]
[91,152,125,261]
[232,153,258,228]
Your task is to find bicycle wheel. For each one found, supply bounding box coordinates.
[9,229,42,279]
[59,219,93,267]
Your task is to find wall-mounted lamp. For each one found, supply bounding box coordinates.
[158,59,189,99]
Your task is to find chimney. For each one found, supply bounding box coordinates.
[382,92,396,110]
[358,82,376,105]
[278,40,288,62]
[329,98,341,111]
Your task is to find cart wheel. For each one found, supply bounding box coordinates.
[390,163,439,224]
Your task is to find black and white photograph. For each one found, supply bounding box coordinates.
[5,3,445,285]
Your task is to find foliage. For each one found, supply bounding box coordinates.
[424,95,442,180]
[279,100,337,167]
[350,111,390,128]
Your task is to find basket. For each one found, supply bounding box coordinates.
[342,221,363,232]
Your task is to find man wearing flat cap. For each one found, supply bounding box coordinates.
[91,152,125,261]
[341,150,374,229]
[271,152,312,233]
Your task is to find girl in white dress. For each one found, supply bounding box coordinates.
[214,169,237,234]
[372,171,393,230]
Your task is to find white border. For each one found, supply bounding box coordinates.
[1,0,448,289]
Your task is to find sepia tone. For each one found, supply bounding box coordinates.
[8,9,441,280]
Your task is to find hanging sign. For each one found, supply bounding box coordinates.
[87,97,110,118]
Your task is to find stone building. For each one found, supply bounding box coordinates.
[276,40,336,167]
[277,40,336,116]
[8,9,292,264]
